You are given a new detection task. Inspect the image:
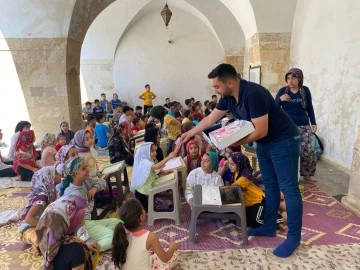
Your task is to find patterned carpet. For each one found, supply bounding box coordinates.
[0,183,359,269]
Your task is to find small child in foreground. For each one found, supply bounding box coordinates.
[112,199,178,270]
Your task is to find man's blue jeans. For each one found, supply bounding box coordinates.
[256,136,302,241]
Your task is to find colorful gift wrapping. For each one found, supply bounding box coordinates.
[208,120,255,150]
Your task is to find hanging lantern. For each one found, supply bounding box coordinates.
[160,2,172,28]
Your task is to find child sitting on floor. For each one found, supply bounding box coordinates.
[131,117,141,136]
[218,146,239,186]
[73,130,102,178]
[184,139,201,174]
[112,199,178,270]
[108,124,134,165]
[18,164,63,255]
[54,134,66,151]
[40,133,57,167]
[228,152,285,229]
[58,121,75,144]
[130,142,175,211]
[13,130,40,181]
[185,151,224,207]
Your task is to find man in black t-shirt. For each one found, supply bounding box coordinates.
[181,64,302,258]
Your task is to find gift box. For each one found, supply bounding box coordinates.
[208,120,254,150]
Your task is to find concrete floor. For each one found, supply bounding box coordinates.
[301,159,350,202]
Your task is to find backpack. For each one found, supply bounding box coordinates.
[312,133,324,160]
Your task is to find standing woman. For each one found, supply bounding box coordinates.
[275,68,317,183]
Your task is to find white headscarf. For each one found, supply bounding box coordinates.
[130,142,154,191]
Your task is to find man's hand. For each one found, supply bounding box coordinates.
[180,131,194,145]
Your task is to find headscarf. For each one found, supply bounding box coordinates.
[130,142,154,191]
[55,145,76,174]
[59,157,84,196]
[36,194,88,270]
[285,68,307,109]
[144,127,159,145]
[149,106,166,127]
[18,167,58,229]
[205,151,219,171]
[186,140,201,173]
[40,133,56,151]
[73,130,90,153]
[111,124,125,138]
[13,130,38,173]
[230,152,258,185]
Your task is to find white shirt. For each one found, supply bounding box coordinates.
[122,230,151,270]
[8,132,20,160]
[185,167,224,202]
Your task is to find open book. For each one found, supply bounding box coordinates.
[162,157,184,171]
[202,185,242,205]
[101,161,124,176]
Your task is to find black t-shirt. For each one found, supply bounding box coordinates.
[216,79,299,144]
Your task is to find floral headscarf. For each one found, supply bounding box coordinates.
[40,133,56,151]
[13,130,38,173]
[230,152,258,185]
[59,157,85,196]
[285,68,307,109]
[18,167,58,228]
[55,145,76,174]
[73,130,90,153]
[36,194,88,270]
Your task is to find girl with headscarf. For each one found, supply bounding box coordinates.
[18,164,63,255]
[57,121,75,144]
[275,68,318,183]
[144,127,163,161]
[228,152,284,229]
[60,157,115,252]
[72,130,99,178]
[7,121,31,161]
[130,142,175,211]
[36,157,99,270]
[184,139,201,174]
[150,106,181,155]
[218,146,241,186]
[185,151,224,206]
[108,124,134,165]
[40,133,57,167]
[13,130,40,181]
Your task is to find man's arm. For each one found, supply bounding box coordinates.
[180,108,226,143]
[233,114,269,146]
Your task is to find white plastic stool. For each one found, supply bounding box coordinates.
[147,171,182,226]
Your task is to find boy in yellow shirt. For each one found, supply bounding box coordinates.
[139,84,156,114]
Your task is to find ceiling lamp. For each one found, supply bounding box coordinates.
[160,1,172,29]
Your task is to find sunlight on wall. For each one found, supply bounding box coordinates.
[80,70,88,105]
[0,31,30,144]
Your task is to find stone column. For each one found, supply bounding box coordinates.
[243,33,291,94]
[225,48,244,76]
[6,38,73,141]
[342,122,360,215]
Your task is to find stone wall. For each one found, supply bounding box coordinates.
[5,38,72,139]
[258,33,290,94]
[225,48,244,76]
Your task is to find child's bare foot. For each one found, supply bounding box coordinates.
[277,223,287,231]
[303,176,317,183]
[15,175,21,181]
[281,211,287,226]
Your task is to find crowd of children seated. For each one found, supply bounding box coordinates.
[0,91,290,269]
